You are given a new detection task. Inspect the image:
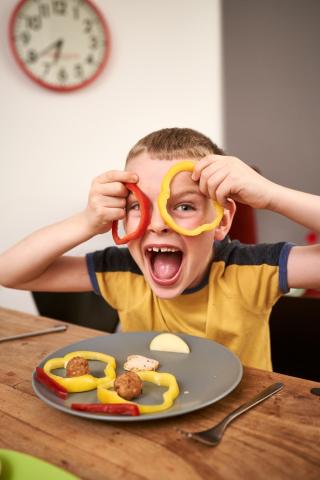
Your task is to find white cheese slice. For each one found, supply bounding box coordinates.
[149,333,190,353]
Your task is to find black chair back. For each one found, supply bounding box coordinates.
[32,291,119,333]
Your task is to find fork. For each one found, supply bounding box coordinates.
[178,382,284,446]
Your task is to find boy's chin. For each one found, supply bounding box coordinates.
[147,280,185,299]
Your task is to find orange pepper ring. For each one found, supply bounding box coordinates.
[158,161,224,236]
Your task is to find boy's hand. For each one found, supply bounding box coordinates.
[84,170,138,234]
[192,155,275,209]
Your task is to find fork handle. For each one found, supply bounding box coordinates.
[219,382,284,431]
[0,324,68,343]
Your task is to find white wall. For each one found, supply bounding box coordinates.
[0,0,223,313]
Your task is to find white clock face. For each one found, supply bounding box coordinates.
[10,0,110,91]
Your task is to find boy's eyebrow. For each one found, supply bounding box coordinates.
[127,192,137,201]
[169,187,203,198]
[127,187,203,201]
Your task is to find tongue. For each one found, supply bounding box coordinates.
[152,253,181,279]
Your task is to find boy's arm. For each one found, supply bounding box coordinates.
[0,170,138,292]
[0,214,94,291]
[266,185,320,290]
[193,155,320,290]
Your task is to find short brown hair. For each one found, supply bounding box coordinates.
[126,127,225,164]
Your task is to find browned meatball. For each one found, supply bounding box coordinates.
[114,371,143,400]
[66,356,90,377]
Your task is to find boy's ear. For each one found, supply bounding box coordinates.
[214,199,237,240]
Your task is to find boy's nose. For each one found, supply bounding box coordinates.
[147,205,170,234]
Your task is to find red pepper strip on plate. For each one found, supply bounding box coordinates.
[71,403,140,416]
[112,183,150,245]
[35,367,68,399]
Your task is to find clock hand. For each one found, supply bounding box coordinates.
[39,39,64,78]
[36,38,64,60]
[52,39,64,63]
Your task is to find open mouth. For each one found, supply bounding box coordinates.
[145,246,183,286]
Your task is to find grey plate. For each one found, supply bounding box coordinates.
[32,332,243,422]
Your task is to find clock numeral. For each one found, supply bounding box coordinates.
[57,68,68,83]
[26,49,38,64]
[52,0,67,16]
[26,15,42,31]
[86,54,95,65]
[90,36,98,50]
[83,19,92,33]
[20,31,31,45]
[42,62,52,77]
[39,3,50,18]
[74,64,84,78]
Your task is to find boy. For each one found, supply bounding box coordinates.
[0,128,319,371]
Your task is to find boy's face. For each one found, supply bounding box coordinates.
[125,152,220,299]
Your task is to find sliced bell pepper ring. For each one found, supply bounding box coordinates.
[71,403,140,416]
[97,370,179,414]
[35,367,68,399]
[112,182,151,245]
[43,351,116,393]
[158,160,224,236]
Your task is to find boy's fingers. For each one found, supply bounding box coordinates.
[214,180,234,207]
[95,195,126,209]
[95,181,129,198]
[191,156,215,181]
[95,170,138,185]
[92,206,126,222]
[104,207,126,221]
[196,163,227,199]
[192,155,226,181]
[205,168,230,200]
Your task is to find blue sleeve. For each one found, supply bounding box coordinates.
[85,252,101,295]
[278,242,295,293]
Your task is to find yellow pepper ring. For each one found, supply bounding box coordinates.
[97,370,180,414]
[43,351,116,393]
[158,160,224,236]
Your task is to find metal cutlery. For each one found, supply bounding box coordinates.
[178,382,284,446]
[0,324,68,343]
[310,387,320,396]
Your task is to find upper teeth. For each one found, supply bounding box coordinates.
[147,247,179,253]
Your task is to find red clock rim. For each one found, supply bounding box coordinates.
[8,0,111,93]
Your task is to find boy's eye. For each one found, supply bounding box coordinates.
[174,203,196,212]
[127,202,140,212]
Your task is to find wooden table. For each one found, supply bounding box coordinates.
[0,307,319,480]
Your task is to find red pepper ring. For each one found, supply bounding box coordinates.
[112,183,151,245]
[35,367,68,399]
[71,403,140,416]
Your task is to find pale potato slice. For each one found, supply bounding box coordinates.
[149,333,190,353]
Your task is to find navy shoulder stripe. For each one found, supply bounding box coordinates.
[88,247,142,274]
[86,253,100,294]
[214,238,289,267]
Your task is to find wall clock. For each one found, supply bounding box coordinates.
[9,0,111,92]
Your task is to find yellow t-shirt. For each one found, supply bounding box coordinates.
[86,239,293,371]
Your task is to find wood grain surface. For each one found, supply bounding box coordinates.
[0,307,319,480]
